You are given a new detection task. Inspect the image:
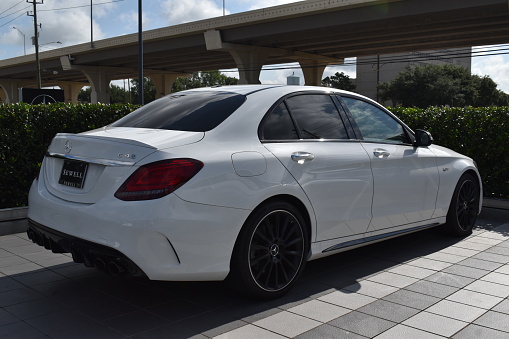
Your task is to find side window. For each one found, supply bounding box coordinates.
[342,97,409,144]
[262,102,298,140]
[285,94,349,140]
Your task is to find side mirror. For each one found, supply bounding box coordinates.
[414,129,433,147]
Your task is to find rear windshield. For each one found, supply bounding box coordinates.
[110,91,246,132]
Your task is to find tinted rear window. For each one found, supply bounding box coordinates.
[110,91,246,132]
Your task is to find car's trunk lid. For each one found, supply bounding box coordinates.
[43,128,204,203]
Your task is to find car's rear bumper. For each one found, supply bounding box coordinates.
[28,179,251,281]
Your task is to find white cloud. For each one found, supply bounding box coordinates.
[161,0,228,25]
[472,46,509,94]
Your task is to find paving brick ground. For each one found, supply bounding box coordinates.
[0,208,508,338]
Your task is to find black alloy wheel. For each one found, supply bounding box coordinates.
[249,209,305,292]
[230,201,308,299]
[446,173,480,236]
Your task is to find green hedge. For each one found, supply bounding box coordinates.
[0,104,508,209]
[391,106,509,200]
[0,103,138,209]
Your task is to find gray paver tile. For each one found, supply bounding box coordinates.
[382,289,440,310]
[0,262,44,276]
[476,232,509,241]
[494,264,509,275]
[440,247,480,258]
[426,300,487,322]
[295,324,366,339]
[0,308,19,326]
[441,264,490,279]
[0,287,44,307]
[424,252,466,264]
[318,291,376,310]
[457,257,503,271]
[373,324,444,339]
[406,258,453,271]
[4,297,63,320]
[328,311,395,337]
[12,270,67,286]
[288,300,351,323]
[424,272,475,288]
[466,236,503,246]
[0,255,31,268]
[486,246,509,256]
[366,271,418,288]
[253,311,321,337]
[148,298,210,322]
[103,310,170,336]
[357,299,419,323]
[464,280,509,298]
[25,310,105,337]
[493,299,509,315]
[387,264,435,279]
[471,252,509,264]
[481,272,509,286]
[452,324,509,339]
[402,311,468,337]
[473,310,509,332]
[342,280,398,298]
[404,280,459,299]
[214,324,285,339]
[0,276,25,293]
[454,241,494,251]
[0,321,47,339]
[446,289,503,309]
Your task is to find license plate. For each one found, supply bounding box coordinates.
[58,159,88,189]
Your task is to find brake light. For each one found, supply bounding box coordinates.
[114,159,203,201]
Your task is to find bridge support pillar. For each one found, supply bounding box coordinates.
[151,74,191,98]
[82,70,112,104]
[229,49,268,85]
[299,60,327,86]
[58,83,84,103]
[0,80,20,103]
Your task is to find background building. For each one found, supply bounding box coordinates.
[355,48,472,102]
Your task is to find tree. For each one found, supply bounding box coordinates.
[321,72,356,91]
[172,71,238,92]
[130,77,156,104]
[378,63,509,108]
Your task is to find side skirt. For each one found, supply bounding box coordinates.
[322,222,440,253]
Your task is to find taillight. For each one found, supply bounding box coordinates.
[114,159,203,201]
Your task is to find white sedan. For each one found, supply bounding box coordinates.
[27,85,482,299]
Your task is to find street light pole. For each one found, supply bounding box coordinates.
[12,27,26,56]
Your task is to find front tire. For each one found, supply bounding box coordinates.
[230,200,308,299]
[445,173,480,236]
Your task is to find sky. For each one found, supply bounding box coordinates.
[1,0,509,93]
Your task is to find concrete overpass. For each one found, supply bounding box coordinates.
[1,0,509,103]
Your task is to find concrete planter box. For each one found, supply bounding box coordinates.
[0,207,28,236]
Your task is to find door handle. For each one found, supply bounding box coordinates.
[373,148,390,158]
[291,152,315,164]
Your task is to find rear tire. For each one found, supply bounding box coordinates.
[230,200,308,300]
[445,173,480,236]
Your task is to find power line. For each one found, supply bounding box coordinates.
[0,0,24,16]
[0,11,25,28]
[0,4,30,20]
[38,0,124,12]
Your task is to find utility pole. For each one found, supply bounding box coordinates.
[138,0,144,105]
[27,0,43,89]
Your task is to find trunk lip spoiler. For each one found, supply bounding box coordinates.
[46,152,135,167]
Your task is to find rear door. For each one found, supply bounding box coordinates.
[339,96,439,234]
[260,93,373,242]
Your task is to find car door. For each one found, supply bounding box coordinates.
[339,96,440,234]
[260,93,373,242]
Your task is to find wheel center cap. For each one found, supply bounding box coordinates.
[463,201,468,210]
[269,244,280,257]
